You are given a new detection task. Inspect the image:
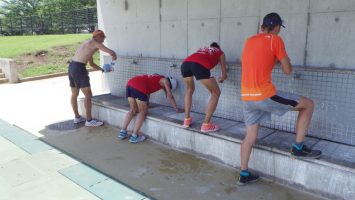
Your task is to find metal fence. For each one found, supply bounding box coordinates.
[0,7,97,35]
[103,56,355,146]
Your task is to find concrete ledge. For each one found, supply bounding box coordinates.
[79,94,355,200]
[20,72,69,82]
[0,58,18,83]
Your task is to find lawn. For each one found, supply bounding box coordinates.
[0,34,91,58]
[0,34,100,78]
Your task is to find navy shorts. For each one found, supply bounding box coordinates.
[126,86,149,102]
[181,61,211,80]
[68,61,90,88]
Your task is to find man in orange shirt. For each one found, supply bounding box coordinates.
[238,13,322,185]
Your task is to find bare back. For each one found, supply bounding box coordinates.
[72,40,98,64]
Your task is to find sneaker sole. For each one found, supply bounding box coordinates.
[118,136,128,140]
[200,129,219,133]
[290,154,322,159]
[237,178,260,186]
[85,124,104,127]
[129,136,146,143]
[129,139,146,143]
[74,119,86,124]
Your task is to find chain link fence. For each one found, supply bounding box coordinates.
[0,7,97,36]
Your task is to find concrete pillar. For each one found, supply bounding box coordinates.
[0,58,19,83]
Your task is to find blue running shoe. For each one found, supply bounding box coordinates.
[129,134,146,143]
[237,172,260,186]
[118,130,128,139]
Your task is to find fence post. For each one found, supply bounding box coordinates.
[49,13,52,34]
[87,8,90,32]
[61,11,64,34]
[0,19,2,35]
[20,18,23,35]
[73,11,77,33]
[10,18,13,35]
[30,16,34,35]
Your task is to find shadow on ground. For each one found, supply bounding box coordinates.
[45,119,85,131]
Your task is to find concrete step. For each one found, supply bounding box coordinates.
[0,73,5,78]
[0,77,8,84]
[81,94,355,200]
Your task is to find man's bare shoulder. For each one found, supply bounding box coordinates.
[83,39,98,47]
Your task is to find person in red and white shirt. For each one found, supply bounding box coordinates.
[180,42,228,133]
[118,74,180,143]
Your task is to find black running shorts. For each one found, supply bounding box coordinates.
[68,61,90,88]
[180,61,211,80]
[126,86,149,102]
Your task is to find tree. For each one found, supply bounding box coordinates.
[0,0,96,35]
[0,0,96,17]
[0,0,43,17]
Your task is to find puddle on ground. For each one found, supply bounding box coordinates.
[158,148,214,174]
[45,120,84,131]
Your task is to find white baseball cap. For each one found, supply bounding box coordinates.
[167,77,178,90]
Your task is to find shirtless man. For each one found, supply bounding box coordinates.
[69,30,117,127]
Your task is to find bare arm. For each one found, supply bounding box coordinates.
[279,55,292,75]
[162,79,179,112]
[88,57,102,71]
[218,54,228,83]
[95,42,117,60]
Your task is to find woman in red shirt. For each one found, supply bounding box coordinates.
[118,74,179,143]
[181,42,228,133]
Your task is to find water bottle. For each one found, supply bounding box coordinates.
[102,63,112,73]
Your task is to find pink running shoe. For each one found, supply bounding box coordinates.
[200,123,219,133]
[183,117,192,128]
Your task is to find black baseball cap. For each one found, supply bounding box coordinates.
[262,12,285,28]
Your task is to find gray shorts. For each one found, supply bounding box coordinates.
[243,91,301,126]
[68,61,90,88]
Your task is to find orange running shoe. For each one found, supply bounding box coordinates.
[200,123,219,133]
[183,117,192,128]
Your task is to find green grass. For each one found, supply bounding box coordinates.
[0,34,100,78]
[0,34,91,58]
[17,44,100,78]
[20,63,67,77]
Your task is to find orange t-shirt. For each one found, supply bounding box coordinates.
[241,33,287,101]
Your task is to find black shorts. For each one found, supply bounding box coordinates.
[68,61,90,88]
[180,61,211,80]
[126,86,149,102]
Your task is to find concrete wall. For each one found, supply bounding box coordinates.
[97,0,355,69]
[102,56,355,146]
[96,0,355,145]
